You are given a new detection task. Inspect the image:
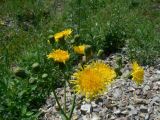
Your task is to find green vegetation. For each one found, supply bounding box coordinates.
[0,0,159,119]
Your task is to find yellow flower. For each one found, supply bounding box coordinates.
[89,61,116,83]
[70,60,116,99]
[131,61,144,85]
[54,29,72,42]
[73,45,86,55]
[62,29,72,36]
[47,49,70,63]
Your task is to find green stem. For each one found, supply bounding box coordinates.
[69,94,76,119]
[64,80,66,113]
[52,87,69,120]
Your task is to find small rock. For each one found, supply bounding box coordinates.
[99,109,107,117]
[156,70,160,74]
[139,113,146,118]
[91,114,101,120]
[102,99,109,107]
[72,114,78,120]
[155,115,160,120]
[110,116,116,120]
[127,105,135,111]
[135,98,148,105]
[150,96,160,106]
[93,108,101,112]
[145,113,150,120]
[121,110,129,115]
[143,85,150,91]
[146,91,154,98]
[113,109,121,114]
[105,103,118,109]
[121,70,130,79]
[153,83,159,90]
[113,88,122,99]
[130,109,138,115]
[140,105,148,113]
[82,115,89,120]
[80,104,92,114]
[95,98,103,104]
[156,81,160,85]
[127,87,135,92]
[91,101,97,108]
[135,89,142,95]
[116,117,129,120]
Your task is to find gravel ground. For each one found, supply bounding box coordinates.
[39,54,160,120]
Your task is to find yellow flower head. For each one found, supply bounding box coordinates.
[73,45,86,55]
[131,61,144,85]
[47,49,70,64]
[62,29,72,36]
[70,60,116,99]
[54,29,72,42]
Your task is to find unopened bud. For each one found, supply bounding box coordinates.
[97,49,104,57]
[32,63,40,72]
[42,73,48,79]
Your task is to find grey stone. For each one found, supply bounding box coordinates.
[156,70,160,74]
[91,114,101,120]
[99,109,107,117]
[127,105,135,111]
[145,113,150,120]
[121,70,130,79]
[113,109,121,114]
[150,96,160,106]
[91,101,97,108]
[153,83,159,90]
[143,85,150,91]
[140,105,148,113]
[80,104,92,114]
[155,115,160,120]
[72,114,78,120]
[116,117,129,120]
[95,98,103,104]
[110,116,116,120]
[121,110,129,115]
[129,108,138,115]
[135,98,148,105]
[93,108,101,112]
[113,88,122,99]
[102,99,109,106]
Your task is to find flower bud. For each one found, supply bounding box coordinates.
[42,73,48,79]
[97,49,104,57]
[32,63,40,72]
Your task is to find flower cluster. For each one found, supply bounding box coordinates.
[47,28,145,102]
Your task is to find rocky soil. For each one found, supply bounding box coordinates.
[39,54,160,120]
